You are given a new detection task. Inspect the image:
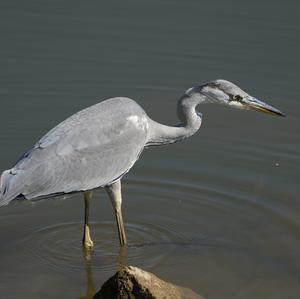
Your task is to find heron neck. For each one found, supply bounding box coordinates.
[145,93,204,147]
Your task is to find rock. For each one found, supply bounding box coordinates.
[93,265,204,299]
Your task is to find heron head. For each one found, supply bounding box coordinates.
[196,79,284,117]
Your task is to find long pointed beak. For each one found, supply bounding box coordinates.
[243,97,285,117]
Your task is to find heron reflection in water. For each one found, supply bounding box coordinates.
[78,247,127,299]
[0,80,284,248]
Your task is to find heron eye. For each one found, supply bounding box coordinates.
[233,95,243,102]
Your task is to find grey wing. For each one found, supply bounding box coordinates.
[1,97,149,202]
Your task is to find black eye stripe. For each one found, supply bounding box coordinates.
[202,83,244,102]
[228,94,243,102]
[234,95,243,101]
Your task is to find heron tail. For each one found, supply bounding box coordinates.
[0,169,23,207]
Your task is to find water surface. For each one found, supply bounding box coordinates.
[0,1,299,298]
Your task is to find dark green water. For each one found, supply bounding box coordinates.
[0,1,299,298]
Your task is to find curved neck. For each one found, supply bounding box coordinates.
[145,92,206,147]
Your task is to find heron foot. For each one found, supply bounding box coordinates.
[83,239,94,249]
[82,225,94,249]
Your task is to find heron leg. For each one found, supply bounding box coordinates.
[105,180,127,247]
[82,191,94,249]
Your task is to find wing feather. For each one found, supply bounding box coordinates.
[3,97,149,201]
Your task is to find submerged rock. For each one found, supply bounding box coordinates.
[93,266,204,299]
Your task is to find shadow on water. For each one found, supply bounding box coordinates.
[78,246,127,299]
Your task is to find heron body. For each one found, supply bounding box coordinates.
[1,98,148,201]
[0,79,283,247]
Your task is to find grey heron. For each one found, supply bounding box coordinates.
[0,79,284,248]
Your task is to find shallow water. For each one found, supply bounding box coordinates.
[0,1,300,298]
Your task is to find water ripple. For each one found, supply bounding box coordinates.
[19,219,241,275]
